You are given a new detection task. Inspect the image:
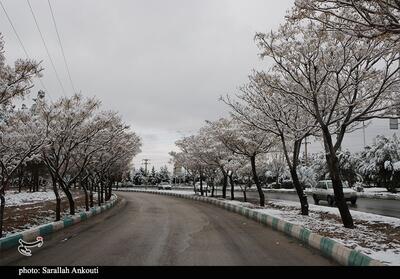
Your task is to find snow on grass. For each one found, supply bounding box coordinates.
[243,199,400,266]
[357,190,400,200]
[5,190,65,206]
[3,192,103,237]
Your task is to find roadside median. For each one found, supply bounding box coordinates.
[0,194,119,252]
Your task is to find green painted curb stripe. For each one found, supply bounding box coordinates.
[272,218,279,230]
[80,213,88,221]
[320,237,335,257]
[284,223,293,235]
[299,228,311,243]
[348,250,372,266]
[63,218,74,228]
[0,234,22,249]
[39,224,53,236]
[261,214,268,225]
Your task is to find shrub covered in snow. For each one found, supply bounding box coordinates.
[358,135,400,193]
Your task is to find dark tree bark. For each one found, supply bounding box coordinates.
[229,174,235,200]
[63,188,75,215]
[97,184,101,206]
[0,189,5,238]
[211,177,215,197]
[49,172,61,221]
[250,155,265,207]
[81,179,89,212]
[281,137,309,216]
[322,127,354,228]
[89,179,94,208]
[106,180,113,201]
[200,175,204,196]
[100,181,104,204]
[221,169,228,199]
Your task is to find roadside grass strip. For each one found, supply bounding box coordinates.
[0,194,119,251]
[116,188,386,266]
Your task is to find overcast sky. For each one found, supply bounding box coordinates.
[1,0,398,172]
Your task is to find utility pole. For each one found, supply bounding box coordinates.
[142,159,150,177]
[303,137,311,166]
[363,121,366,148]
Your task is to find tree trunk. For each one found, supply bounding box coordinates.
[64,188,75,215]
[222,172,228,199]
[53,179,61,221]
[100,182,104,204]
[89,180,94,208]
[104,182,108,201]
[251,155,265,207]
[291,169,309,216]
[229,174,235,200]
[200,176,204,196]
[106,181,112,201]
[33,168,39,192]
[81,182,89,212]
[243,190,247,203]
[0,190,5,238]
[322,129,354,228]
[282,138,309,216]
[97,184,101,206]
[325,152,354,228]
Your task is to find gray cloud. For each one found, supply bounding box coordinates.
[0,0,303,170]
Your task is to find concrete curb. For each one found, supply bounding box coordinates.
[117,189,386,267]
[0,194,119,251]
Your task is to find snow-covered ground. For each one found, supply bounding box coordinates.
[3,191,101,237]
[248,199,400,266]
[5,191,63,206]
[357,188,400,200]
[124,189,400,266]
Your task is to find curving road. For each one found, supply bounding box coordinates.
[0,192,335,266]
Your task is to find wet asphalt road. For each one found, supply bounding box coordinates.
[0,192,335,266]
[242,192,400,219]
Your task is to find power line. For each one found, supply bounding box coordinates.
[26,0,67,96]
[0,0,49,95]
[47,0,77,95]
[0,0,29,58]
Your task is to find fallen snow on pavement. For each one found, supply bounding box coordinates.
[5,191,64,207]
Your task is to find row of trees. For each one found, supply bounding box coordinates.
[171,0,400,229]
[130,166,171,185]
[0,34,142,237]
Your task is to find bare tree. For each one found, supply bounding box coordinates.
[209,118,277,207]
[39,94,101,217]
[292,0,400,40]
[224,75,318,215]
[254,19,400,228]
[0,109,45,237]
